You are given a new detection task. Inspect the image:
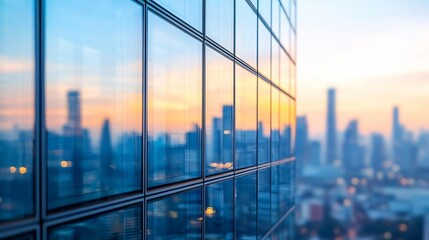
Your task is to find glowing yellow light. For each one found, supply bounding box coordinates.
[223,130,231,135]
[10,166,17,174]
[60,161,68,168]
[399,223,407,232]
[384,231,392,239]
[19,167,27,174]
[205,207,216,217]
[168,211,178,219]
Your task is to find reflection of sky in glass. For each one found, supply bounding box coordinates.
[205,47,234,175]
[154,0,202,31]
[0,0,35,222]
[147,11,202,187]
[258,79,271,164]
[236,0,257,69]
[259,0,271,27]
[280,49,291,93]
[206,0,234,52]
[258,20,271,80]
[45,0,143,209]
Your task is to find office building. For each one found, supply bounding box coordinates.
[370,133,387,172]
[342,120,365,172]
[0,0,297,239]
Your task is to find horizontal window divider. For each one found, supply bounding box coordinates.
[257,162,272,170]
[0,220,38,239]
[146,182,204,201]
[146,1,203,40]
[271,157,295,166]
[204,172,236,185]
[235,166,258,176]
[45,193,145,224]
[205,38,235,62]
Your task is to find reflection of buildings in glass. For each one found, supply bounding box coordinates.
[258,121,270,164]
[326,88,337,165]
[208,105,233,172]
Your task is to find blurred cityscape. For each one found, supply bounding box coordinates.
[295,88,429,239]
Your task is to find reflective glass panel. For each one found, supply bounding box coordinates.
[205,180,234,239]
[272,38,280,85]
[0,0,35,221]
[259,0,271,27]
[291,59,296,97]
[205,47,234,175]
[147,12,202,187]
[258,79,271,164]
[271,88,280,161]
[236,173,257,240]
[206,0,234,52]
[280,94,290,159]
[154,0,202,31]
[4,233,34,240]
[280,49,290,93]
[291,99,296,155]
[236,0,257,69]
[279,162,291,215]
[272,0,280,37]
[280,10,290,53]
[45,0,143,209]
[49,205,142,239]
[258,168,271,238]
[258,20,271,80]
[147,188,202,239]
[271,164,280,224]
[235,65,257,169]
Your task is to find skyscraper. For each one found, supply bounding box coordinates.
[343,120,364,171]
[326,88,337,165]
[296,116,309,174]
[370,133,386,172]
[392,106,403,164]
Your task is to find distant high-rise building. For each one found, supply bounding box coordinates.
[343,120,365,171]
[370,133,386,172]
[417,130,429,169]
[326,88,337,165]
[296,116,309,174]
[392,106,403,163]
[309,140,321,166]
[100,119,113,191]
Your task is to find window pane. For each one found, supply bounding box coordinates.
[280,50,290,93]
[236,0,257,69]
[205,47,233,175]
[235,65,257,169]
[205,180,234,239]
[280,10,290,53]
[291,99,296,156]
[147,188,202,239]
[280,94,290,159]
[3,233,34,240]
[206,0,234,52]
[236,173,257,239]
[258,20,271,80]
[49,205,142,239]
[258,168,271,238]
[272,38,280,86]
[147,12,202,187]
[272,0,280,37]
[0,0,35,222]
[291,60,296,97]
[45,0,143,209]
[271,88,280,161]
[258,79,271,164]
[279,162,291,215]
[271,164,280,224]
[154,0,202,31]
[259,0,271,27]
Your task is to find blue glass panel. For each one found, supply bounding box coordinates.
[236,173,257,239]
[147,12,202,187]
[147,188,202,239]
[271,88,280,161]
[258,20,271,80]
[236,0,257,68]
[0,0,35,221]
[49,205,142,239]
[258,168,271,238]
[205,180,234,239]
[235,65,257,169]
[206,0,234,51]
[45,0,143,209]
[205,47,234,175]
[154,0,202,31]
[280,94,290,159]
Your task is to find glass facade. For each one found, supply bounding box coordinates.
[0,0,297,239]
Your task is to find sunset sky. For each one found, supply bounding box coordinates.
[297,0,429,139]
